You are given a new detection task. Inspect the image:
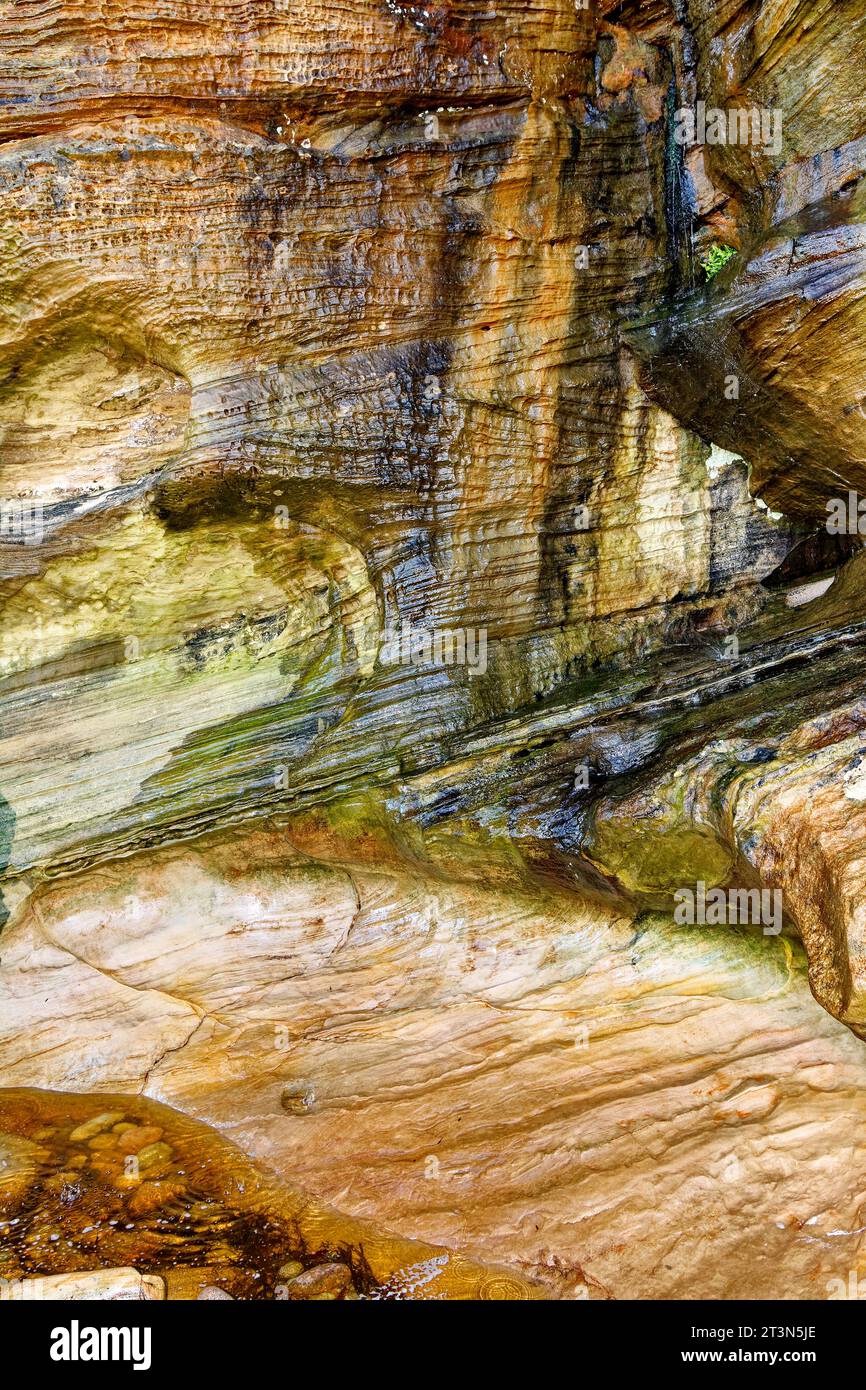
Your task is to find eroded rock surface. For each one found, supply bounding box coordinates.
[2,830,866,1300]
[0,0,865,1301]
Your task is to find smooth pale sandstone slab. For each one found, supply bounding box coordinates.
[0,1268,165,1300]
[785,576,835,608]
[3,827,866,1300]
[0,927,202,1093]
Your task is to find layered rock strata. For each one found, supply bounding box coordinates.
[0,0,865,1300]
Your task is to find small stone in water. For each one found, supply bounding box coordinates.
[69,1112,126,1142]
[137,1142,172,1170]
[113,1172,142,1191]
[284,1262,352,1299]
[88,1133,117,1151]
[116,1126,163,1155]
[277,1260,304,1279]
[127,1180,185,1217]
[197,1285,235,1300]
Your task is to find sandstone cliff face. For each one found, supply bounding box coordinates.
[0,0,865,1300]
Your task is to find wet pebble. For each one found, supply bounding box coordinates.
[116,1126,163,1155]
[127,1180,186,1217]
[137,1142,172,1171]
[283,1262,352,1300]
[69,1112,126,1142]
[88,1133,117,1151]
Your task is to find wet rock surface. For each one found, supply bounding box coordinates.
[0,1088,539,1300]
[0,1131,42,1216]
[0,0,865,1302]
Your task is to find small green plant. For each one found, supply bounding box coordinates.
[700,243,736,281]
